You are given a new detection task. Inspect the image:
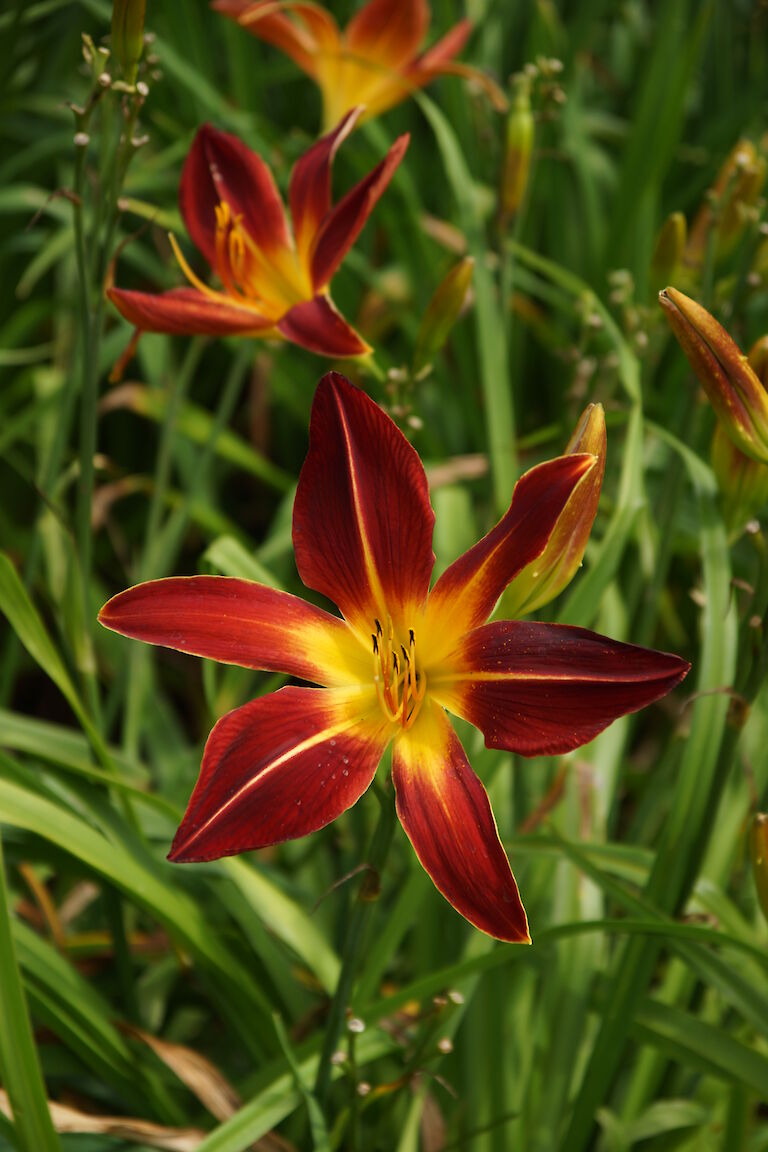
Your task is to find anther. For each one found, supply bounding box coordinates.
[372,634,379,654]
[400,645,409,665]
[375,618,383,636]
[392,653,399,674]
[409,629,415,645]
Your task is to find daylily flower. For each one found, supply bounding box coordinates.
[108,110,407,358]
[99,373,689,942]
[212,0,507,129]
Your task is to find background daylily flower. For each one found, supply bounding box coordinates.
[108,110,407,358]
[212,0,507,129]
[99,373,689,942]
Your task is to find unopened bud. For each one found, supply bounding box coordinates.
[413,257,474,373]
[74,132,90,148]
[437,1037,454,1054]
[502,403,606,617]
[750,814,768,926]
[357,1081,372,1097]
[711,422,768,533]
[347,1017,365,1034]
[687,139,766,265]
[500,73,534,221]
[111,0,147,84]
[649,211,686,296]
[659,287,768,463]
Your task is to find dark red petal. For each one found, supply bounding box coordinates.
[345,0,429,68]
[412,18,471,70]
[169,686,390,861]
[293,372,435,636]
[107,286,273,336]
[289,108,361,265]
[423,454,596,656]
[179,124,291,269]
[392,703,529,942]
[98,576,369,686]
[277,294,371,357]
[309,134,409,291]
[433,620,690,756]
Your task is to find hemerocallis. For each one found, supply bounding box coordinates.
[108,109,407,358]
[99,373,689,942]
[212,0,507,129]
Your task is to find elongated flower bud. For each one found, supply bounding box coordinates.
[413,257,474,372]
[502,403,606,617]
[710,335,768,529]
[500,74,534,222]
[649,212,686,297]
[751,814,768,926]
[659,286,768,463]
[687,139,766,265]
[111,0,146,84]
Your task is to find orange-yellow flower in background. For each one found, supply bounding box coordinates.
[686,138,766,266]
[212,0,507,129]
[108,109,407,358]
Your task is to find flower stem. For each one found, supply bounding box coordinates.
[314,781,397,1107]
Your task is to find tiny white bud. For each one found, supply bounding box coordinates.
[98,71,112,87]
[330,1050,347,1066]
[136,80,149,97]
[74,132,90,147]
[347,1017,365,1034]
[437,1037,454,1054]
[357,1081,372,1097]
[447,989,464,1005]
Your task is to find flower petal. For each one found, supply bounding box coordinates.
[412,19,471,70]
[108,286,274,336]
[289,108,361,268]
[212,0,339,75]
[309,133,409,291]
[98,576,369,687]
[277,294,371,356]
[345,0,429,70]
[503,403,607,617]
[180,124,291,269]
[423,453,596,660]
[169,686,389,861]
[432,620,690,756]
[293,372,435,637]
[392,702,529,942]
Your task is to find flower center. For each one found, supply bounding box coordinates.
[371,616,427,730]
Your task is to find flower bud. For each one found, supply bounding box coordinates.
[687,139,766,265]
[649,212,686,297]
[711,421,768,533]
[659,286,768,463]
[500,74,534,222]
[111,0,147,84]
[750,813,768,926]
[502,403,606,617]
[413,257,474,373]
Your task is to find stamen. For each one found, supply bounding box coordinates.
[372,634,379,654]
[168,233,224,302]
[375,618,383,636]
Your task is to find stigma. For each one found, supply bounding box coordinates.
[371,617,426,730]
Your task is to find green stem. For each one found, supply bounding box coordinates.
[122,337,205,757]
[314,783,397,1107]
[0,832,61,1151]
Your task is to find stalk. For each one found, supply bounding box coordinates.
[314,782,397,1107]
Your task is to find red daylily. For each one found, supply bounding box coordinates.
[108,110,407,358]
[212,0,507,129]
[99,373,689,942]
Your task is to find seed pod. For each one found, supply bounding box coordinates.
[413,257,474,373]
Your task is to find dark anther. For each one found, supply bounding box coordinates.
[372,634,379,654]
[400,644,409,664]
[392,653,399,673]
[375,618,383,636]
[409,629,415,645]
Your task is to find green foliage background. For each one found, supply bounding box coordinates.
[1,1,768,1149]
